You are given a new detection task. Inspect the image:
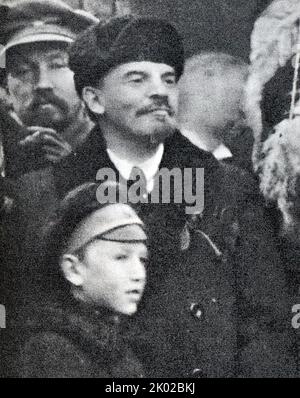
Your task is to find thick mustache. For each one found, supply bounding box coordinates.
[136,104,175,117]
[29,93,67,112]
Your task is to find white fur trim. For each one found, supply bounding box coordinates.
[245,0,300,169]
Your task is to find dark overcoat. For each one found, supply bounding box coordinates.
[9,302,144,378]
[54,126,297,377]
[0,104,61,306]
[0,107,92,303]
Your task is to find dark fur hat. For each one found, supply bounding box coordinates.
[68,15,184,97]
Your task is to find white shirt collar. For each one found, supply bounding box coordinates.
[212,144,233,161]
[181,129,232,160]
[106,144,164,192]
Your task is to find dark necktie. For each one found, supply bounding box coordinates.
[128,166,148,202]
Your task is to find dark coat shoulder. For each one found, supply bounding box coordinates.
[12,303,144,378]
[19,331,96,378]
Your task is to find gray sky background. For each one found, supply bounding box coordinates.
[1,0,273,60]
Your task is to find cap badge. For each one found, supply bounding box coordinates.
[32,21,45,27]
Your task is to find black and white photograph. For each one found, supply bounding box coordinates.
[0,0,300,380]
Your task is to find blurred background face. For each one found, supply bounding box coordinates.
[178,65,246,135]
[96,61,179,143]
[80,239,147,315]
[6,41,82,131]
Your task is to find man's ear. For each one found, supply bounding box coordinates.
[60,254,86,287]
[82,86,105,115]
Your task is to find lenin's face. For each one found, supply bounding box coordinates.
[6,41,82,131]
[84,61,179,143]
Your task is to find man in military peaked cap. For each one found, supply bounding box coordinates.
[54,15,297,377]
[0,0,96,51]
[0,0,97,155]
[0,2,97,368]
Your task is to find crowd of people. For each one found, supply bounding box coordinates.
[1,0,300,378]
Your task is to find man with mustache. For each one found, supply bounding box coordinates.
[0,0,97,330]
[0,1,97,169]
[55,16,296,377]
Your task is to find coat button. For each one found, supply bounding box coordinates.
[190,303,204,320]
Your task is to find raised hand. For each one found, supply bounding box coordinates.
[19,126,72,164]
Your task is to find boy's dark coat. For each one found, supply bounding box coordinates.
[11,303,144,378]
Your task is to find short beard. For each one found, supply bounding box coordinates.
[148,123,176,145]
[22,110,65,131]
[22,102,82,133]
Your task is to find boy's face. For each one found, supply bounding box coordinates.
[80,239,147,316]
[62,204,148,316]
